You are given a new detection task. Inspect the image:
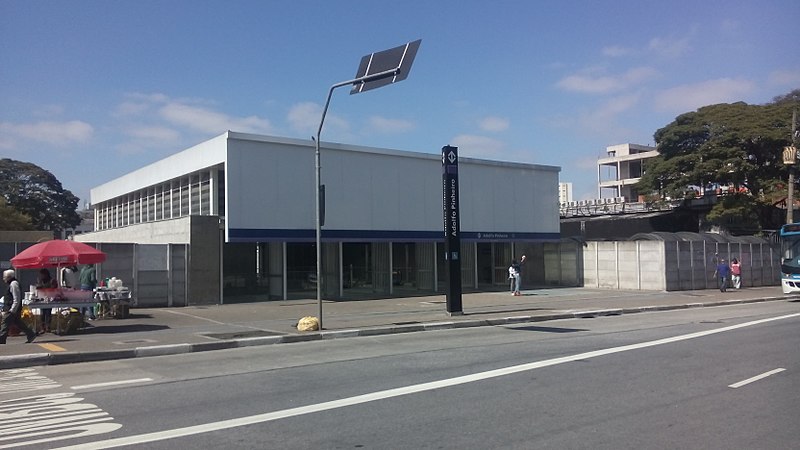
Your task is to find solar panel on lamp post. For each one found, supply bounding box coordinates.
[313,40,421,330]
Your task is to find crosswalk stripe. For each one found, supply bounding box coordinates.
[0,372,122,448]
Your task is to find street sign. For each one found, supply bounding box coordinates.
[351,39,421,95]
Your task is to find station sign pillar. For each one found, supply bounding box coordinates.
[442,145,463,315]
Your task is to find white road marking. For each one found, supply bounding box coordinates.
[0,368,61,394]
[71,379,153,391]
[53,312,800,450]
[0,392,121,448]
[161,309,226,324]
[728,368,786,389]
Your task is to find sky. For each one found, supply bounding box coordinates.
[1,0,799,207]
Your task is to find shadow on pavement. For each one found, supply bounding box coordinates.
[507,325,587,333]
[78,324,171,334]
[464,306,550,316]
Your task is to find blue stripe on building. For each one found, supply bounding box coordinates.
[228,228,561,243]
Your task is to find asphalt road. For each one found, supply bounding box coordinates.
[2,300,799,449]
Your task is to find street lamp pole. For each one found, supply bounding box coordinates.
[311,39,420,330]
[313,67,400,330]
[784,109,798,224]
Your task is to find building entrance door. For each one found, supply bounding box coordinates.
[477,243,493,286]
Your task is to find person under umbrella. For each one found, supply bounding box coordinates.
[36,268,57,333]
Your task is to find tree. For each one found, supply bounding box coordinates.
[771,88,800,105]
[0,196,34,230]
[638,91,799,219]
[0,159,81,232]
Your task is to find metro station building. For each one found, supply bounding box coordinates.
[80,132,565,304]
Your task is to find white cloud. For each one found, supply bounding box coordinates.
[544,93,644,145]
[287,102,319,133]
[557,74,620,94]
[114,101,151,117]
[450,134,506,159]
[478,116,509,132]
[768,69,800,87]
[575,94,641,139]
[593,93,641,119]
[367,116,415,133]
[654,78,756,113]
[0,120,94,148]
[625,67,658,84]
[451,134,538,163]
[602,46,633,57]
[648,34,691,59]
[556,67,657,94]
[124,125,181,144]
[126,92,170,103]
[114,92,274,135]
[159,102,272,134]
[287,102,348,136]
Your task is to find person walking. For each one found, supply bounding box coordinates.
[509,254,527,296]
[1,269,36,344]
[713,258,731,292]
[730,258,742,289]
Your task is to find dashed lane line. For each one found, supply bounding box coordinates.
[728,368,786,389]
[71,379,153,391]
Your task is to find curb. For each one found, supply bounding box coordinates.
[0,296,790,370]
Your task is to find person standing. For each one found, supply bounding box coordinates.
[61,265,80,289]
[36,268,57,334]
[1,269,36,344]
[730,258,742,289]
[509,254,527,296]
[79,264,97,320]
[508,264,515,294]
[713,258,731,292]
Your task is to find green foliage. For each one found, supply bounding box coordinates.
[0,196,34,230]
[637,89,800,231]
[0,158,81,232]
[705,194,761,234]
[640,99,797,198]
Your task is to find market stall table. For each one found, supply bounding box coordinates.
[94,287,133,319]
[25,288,92,334]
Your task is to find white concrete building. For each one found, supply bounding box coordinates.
[558,182,573,204]
[597,143,658,201]
[81,132,563,303]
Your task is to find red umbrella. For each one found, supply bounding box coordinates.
[11,240,106,269]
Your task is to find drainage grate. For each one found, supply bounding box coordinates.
[201,330,285,340]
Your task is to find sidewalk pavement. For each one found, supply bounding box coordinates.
[1,286,796,369]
